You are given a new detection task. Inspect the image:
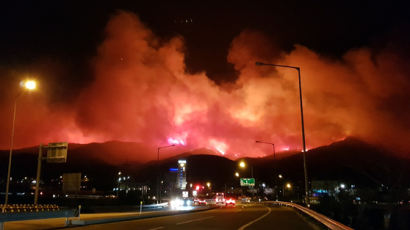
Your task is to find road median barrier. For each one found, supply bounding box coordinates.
[68,206,215,226]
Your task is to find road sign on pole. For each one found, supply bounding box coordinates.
[240,178,255,186]
[34,142,69,204]
[47,142,68,163]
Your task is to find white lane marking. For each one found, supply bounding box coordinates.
[176,216,214,225]
[237,207,272,230]
[147,227,164,230]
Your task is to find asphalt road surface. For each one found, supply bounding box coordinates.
[65,204,325,230]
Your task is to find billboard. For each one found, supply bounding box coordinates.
[47,142,68,163]
[62,173,81,192]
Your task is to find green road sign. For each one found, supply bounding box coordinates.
[240,178,255,186]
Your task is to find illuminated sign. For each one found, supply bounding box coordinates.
[182,191,188,198]
[240,178,255,186]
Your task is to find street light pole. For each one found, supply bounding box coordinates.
[255,62,309,206]
[3,80,37,213]
[255,140,276,160]
[3,98,18,213]
[156,144,175,204]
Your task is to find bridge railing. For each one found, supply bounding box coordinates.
[269,201,353,230]
[0,204,60,213]
[0,204,76,230]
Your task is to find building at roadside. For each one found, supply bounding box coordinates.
[177,159,187,190]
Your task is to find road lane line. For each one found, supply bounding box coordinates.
[147,227,164,230]
[237,207,272,230]
[176,216,214,225]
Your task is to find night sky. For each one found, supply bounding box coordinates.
[0,1,409,161]
[2,1,409,86]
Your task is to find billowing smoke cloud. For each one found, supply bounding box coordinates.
[0,11,409,162]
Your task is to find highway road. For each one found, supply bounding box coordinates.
[64,203,325,230]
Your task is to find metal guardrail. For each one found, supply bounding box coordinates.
[0,204,60,213]
[142,202,169,209]
[269,201,353,230]
[0,204,76,230]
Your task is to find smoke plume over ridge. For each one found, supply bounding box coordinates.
[0,11,409,162]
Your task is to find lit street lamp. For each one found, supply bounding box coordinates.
[156,144,175,204]
[283,182,292,197]
[3,79,37,213]
[255,61,309,206]
[255,140,276,160]
[235,172,240,177]
[238,160,253,178]
[239,160,246,169]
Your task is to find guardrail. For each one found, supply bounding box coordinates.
[142,202,169,209]
[1,204,60,213]
[0,204,76,230]
[269,201,353,230]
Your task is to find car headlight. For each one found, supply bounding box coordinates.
[171,198,183,209]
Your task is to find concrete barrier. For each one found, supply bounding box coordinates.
[69,206,215,226]
[0,209,76,230]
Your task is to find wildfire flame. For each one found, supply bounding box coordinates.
[0,11,408,163]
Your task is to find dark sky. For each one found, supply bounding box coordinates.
[1,0,409,88]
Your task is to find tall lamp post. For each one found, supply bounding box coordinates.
[156,144,175,204]
[255,62,309,206]
[255,140,276,160]
[3,80,37,212]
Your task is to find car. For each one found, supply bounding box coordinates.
[215,192,226,205]
[225,198,236,206]
[239,196,251,203]
[170,198,192,210]
[193,198,207,205]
